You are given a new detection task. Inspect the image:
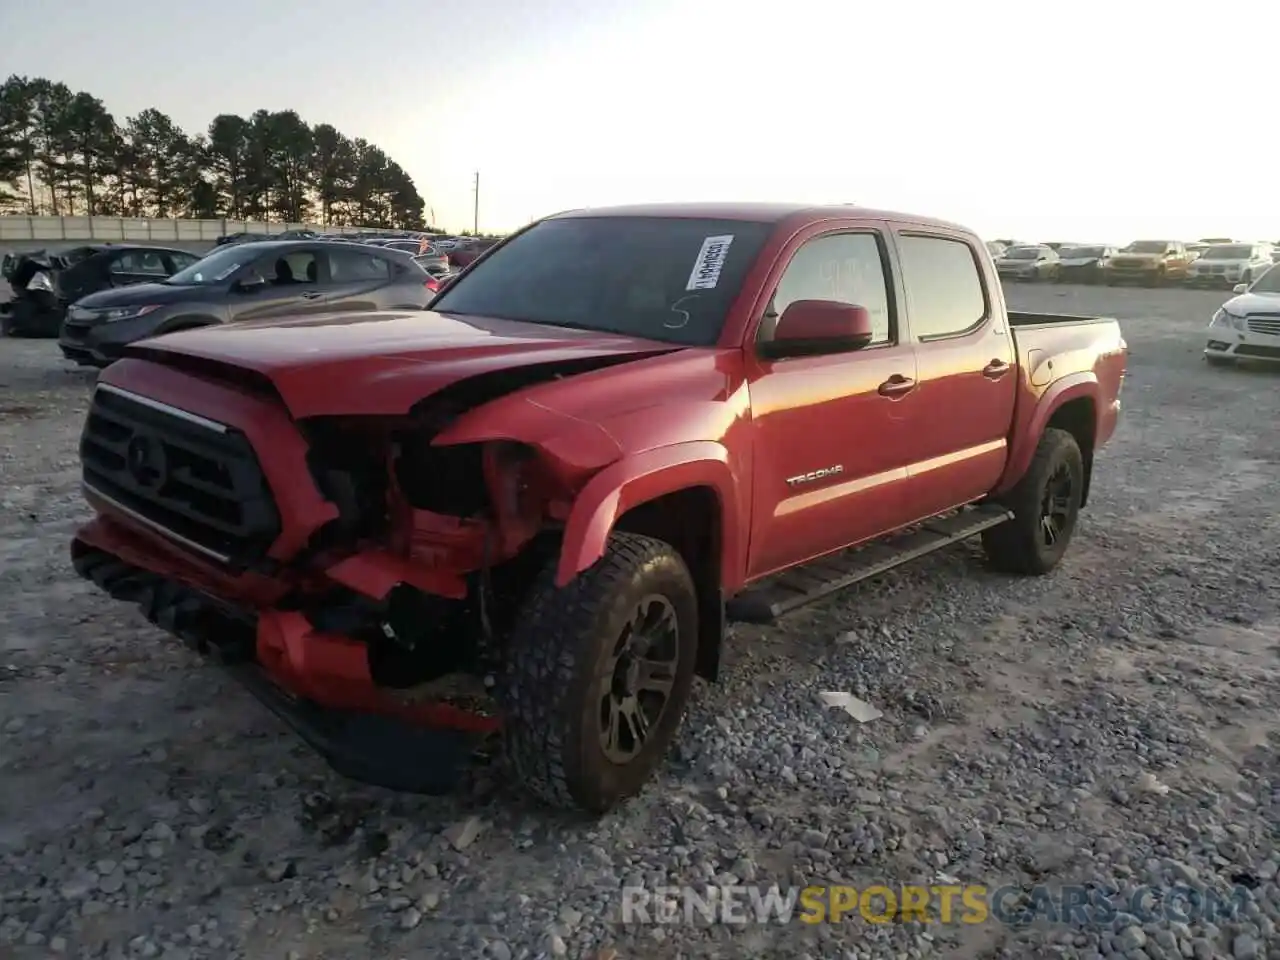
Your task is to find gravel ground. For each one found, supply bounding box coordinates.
[1,284,1278,960]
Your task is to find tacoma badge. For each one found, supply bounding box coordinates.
[785,465,844,487]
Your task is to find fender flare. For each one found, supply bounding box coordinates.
[555,441,742,587]
[998,372,1099,491]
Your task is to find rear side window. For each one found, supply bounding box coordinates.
[897,235,988,340]
[112,251,168,275]
[328,250,392,281]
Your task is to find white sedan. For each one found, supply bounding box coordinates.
[1205,265,1280,366]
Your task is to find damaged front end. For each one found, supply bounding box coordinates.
[70,353,635,793]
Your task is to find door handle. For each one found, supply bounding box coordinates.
[300,291,323,300]
[982,359,1011,379]
[877,374,915,397]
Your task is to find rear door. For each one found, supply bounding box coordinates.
[324,248,427,310]
[892,229,1017,519]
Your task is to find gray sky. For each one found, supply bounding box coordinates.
[3,0,1278,240]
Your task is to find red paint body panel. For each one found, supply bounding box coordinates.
[129,311,681,418]
[73,202,1127,727]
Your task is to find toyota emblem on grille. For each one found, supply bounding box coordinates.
[125,434,167,489]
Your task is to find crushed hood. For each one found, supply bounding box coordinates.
[123,309,683,418]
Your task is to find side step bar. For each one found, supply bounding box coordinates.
[726,503,1012,625]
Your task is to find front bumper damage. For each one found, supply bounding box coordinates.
[71,523,499,794]
[71,361,506,794]
[1,292,65,337]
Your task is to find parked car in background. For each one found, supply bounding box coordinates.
[2,244,203,338]
[69,200,1126,814]
[1205,264,1280,366]
[996,244,1060,282]
[1101,240,1192,286]
[1186,242,1210,260]
[57,240,437,366]
[1185,243,1275,288]
[1056,245,1116,284]
[985,240,1008,259]
[1271,244,1280,263]
[446,237,501,270]
[1198,237,1234,246]
[216,232,272,246]
[415,257,454,283]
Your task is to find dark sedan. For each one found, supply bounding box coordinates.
[1055,245,1116,284]
[58,240,438,367]
[2,244,204,337]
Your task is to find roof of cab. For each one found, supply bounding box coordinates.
[544,201,972,234]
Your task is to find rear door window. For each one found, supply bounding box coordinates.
[897,235,989,340]
[327,250,393,282]
[111,250,169,276]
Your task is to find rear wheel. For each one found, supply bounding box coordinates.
[982,428,1084,576]
[499,532,698,814]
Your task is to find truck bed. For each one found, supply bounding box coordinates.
[1008,310,1117,328]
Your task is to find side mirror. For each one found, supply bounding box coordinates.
[760,300,874,360]
[1233,283,1249,294]
[235,274,267,293]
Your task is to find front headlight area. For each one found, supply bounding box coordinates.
[298,412,568,553]
[1210,307,1246,332]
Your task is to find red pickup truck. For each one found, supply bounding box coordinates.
[71,203,1126,814]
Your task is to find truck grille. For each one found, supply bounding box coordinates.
[1246,315,1280,337]
[79,384,281,565]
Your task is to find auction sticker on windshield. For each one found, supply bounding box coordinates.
[686,235,734,291]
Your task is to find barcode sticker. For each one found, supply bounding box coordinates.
[685,235,735,291]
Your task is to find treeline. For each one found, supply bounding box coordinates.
[0,76,426,229]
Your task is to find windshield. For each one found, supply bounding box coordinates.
[1005,247,1042,260]
[1062,246,1105,258]
[1123,241,1169,254]
[429,216,772,346]
[164,245,255,285]
[1249,264,1280,293]
[1202,245,1253,260]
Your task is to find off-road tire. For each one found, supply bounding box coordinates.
[982,427,1084,575]
[499,531,699,814]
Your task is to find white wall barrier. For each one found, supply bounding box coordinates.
[0,216,379,243]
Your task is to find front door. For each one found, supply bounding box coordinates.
[228,247,328,322]
[746,225,921,580]
[892,231,1017,519]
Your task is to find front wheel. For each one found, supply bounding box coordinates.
[982,428,1084,575]
[499,532,699,814]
